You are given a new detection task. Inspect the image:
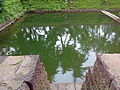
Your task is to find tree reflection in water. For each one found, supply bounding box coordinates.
[0,13,120,83]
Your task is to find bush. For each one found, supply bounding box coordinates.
[3,0,24,19]
[0,0,3,13]
[0,0,25,24]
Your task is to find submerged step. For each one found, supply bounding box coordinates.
[82,54,120,89]
[50,83,82,90]
[101,10,120,23]
[0,55,50,90]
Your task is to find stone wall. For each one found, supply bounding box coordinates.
[0,13,25,34]
[82,54,120,90]
[0,55,50,90]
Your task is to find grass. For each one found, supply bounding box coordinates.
[0,0,120,24]
[72,0,120,9]
[25,0,120,10]
[25,1,68,10]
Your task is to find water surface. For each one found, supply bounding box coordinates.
[0,12,120,83]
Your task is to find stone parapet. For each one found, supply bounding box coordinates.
[82,54,120,90]
[0,55,50,90]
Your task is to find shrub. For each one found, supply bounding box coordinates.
[0,0,3,13]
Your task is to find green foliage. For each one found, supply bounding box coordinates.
[0,0,120,24]
[23,0,120,10]
[0,0,25,23]
[0,0,3,13]
[4,0,24,19]
[25,0,68,10]
[72,0,120,9]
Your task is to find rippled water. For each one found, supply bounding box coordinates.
[0,12,120,83]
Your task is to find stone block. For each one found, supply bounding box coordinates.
[82,54,120,90]
[0,55,50,90]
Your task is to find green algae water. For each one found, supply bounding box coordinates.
[0,12,120,83]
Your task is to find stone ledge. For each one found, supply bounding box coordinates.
[27,9,120,14]
[82,54,120,90]
[0,55,50,90]
[0,13,25,34]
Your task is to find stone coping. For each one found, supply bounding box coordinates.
[0,13,26,34]
[27,9,120,13]
[0,9,120,34]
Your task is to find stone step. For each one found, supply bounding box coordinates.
[50,83,82,90]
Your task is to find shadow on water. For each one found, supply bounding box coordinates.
[0,12,120,83]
